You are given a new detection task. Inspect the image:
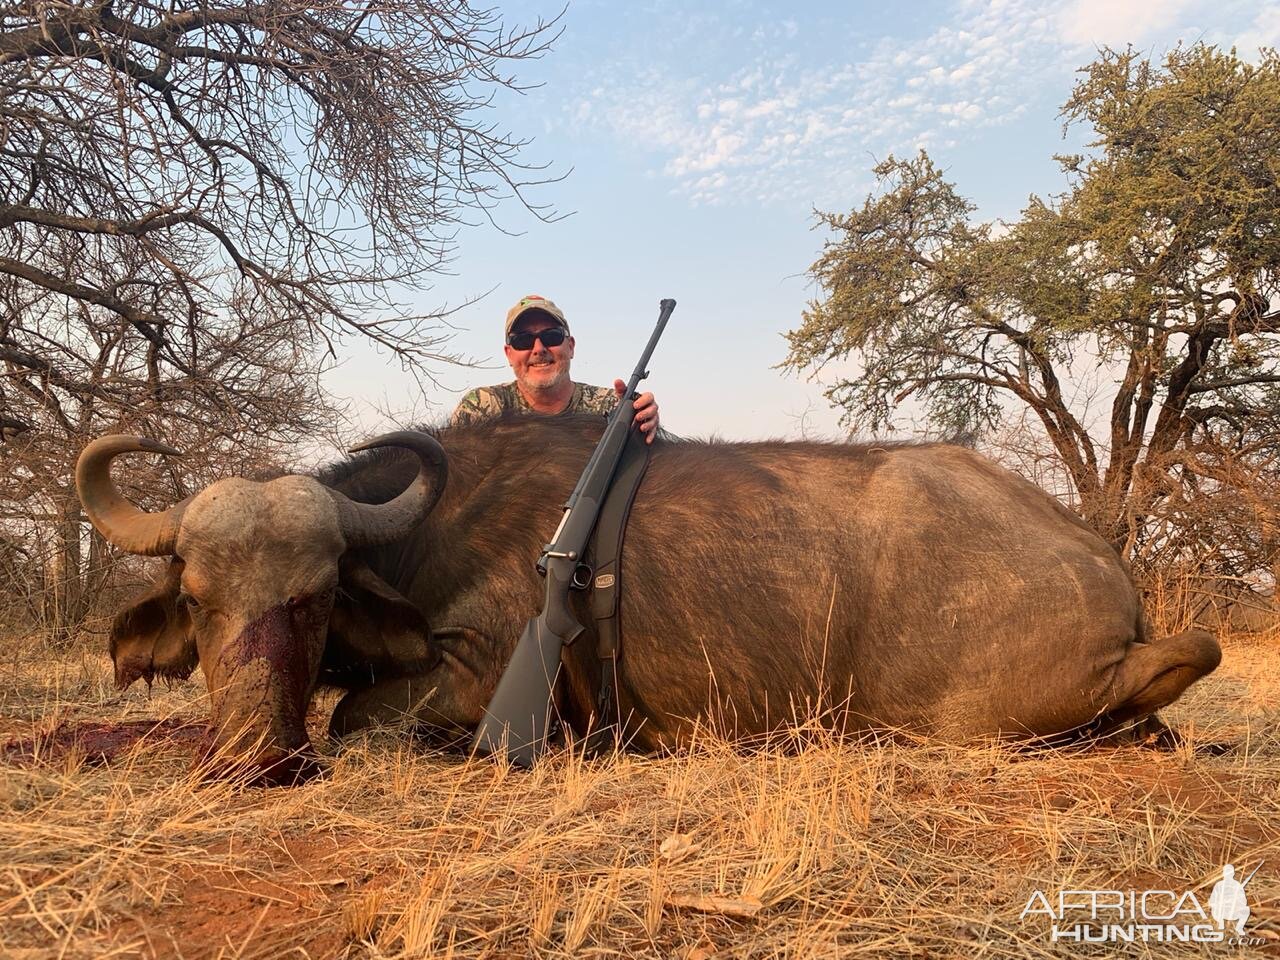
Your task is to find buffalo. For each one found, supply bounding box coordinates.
[77,417,1221,782]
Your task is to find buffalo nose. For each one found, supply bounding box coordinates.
[254,749,324,786]
[193,735,323,786]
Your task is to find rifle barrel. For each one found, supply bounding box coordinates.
[555,298,675,524]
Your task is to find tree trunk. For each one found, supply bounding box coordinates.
[41,495,87,647]
[1262,514,1280,601]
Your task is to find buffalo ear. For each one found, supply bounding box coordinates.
[326,556,437,681]
[109,559,197,688]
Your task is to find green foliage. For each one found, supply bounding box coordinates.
[787,44,1280,569]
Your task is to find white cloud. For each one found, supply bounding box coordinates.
[563,0,1269,207]
[1055,0,1197,46]
[744,98,785,118]
[1233,3,1280,50]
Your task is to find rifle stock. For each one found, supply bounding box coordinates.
[471,298,675,766]
[471,616,570,767]
[472,551,583,766]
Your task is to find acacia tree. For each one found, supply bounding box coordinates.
[0,0,556,365]
[0,0,558,641]
[786,45,1280,579]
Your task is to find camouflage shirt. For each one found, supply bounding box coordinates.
[450,381,618,427]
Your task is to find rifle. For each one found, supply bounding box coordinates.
[470,298,676,767]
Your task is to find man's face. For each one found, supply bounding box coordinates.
[504,312,575,393]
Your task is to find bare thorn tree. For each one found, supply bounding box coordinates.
[0,0,562,642]
[0,0,562,370]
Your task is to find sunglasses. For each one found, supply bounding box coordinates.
[507,328,567,350]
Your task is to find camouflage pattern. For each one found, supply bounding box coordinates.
[450,381,617,427]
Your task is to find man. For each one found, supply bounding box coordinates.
[1209,863,1251,935]
[451,294,661,441]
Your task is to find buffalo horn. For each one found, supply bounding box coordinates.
[330,431,449,548]
[76,436,186,556]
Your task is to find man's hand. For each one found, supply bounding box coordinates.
[614,379,660,443]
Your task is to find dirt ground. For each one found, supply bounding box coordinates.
[0,630,1277,959]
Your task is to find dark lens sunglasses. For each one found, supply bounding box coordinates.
[507,328,567,350]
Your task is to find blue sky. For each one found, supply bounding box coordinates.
[327,0,1279,441]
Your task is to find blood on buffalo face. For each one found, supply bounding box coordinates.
[77,433,447,785]
[176,477,342,782]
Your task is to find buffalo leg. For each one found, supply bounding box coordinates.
[1092,712,1181,749]
[329,652,487,741]
[1100,628,1221,733]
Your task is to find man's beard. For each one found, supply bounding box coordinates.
[521,360,567,392]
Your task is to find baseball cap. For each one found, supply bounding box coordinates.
[505,294,570,337]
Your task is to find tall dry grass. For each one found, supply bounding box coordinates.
[0,623,1277,959]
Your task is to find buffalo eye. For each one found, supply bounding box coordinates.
[179,592,201,610]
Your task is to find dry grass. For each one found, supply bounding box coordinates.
[1,627,1277,959]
